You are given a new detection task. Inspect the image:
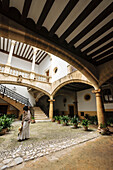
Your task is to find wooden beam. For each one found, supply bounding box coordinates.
[2,0,10,12]
[88,41,113,59]
[21,0,32,21]
[38,53,48,64]
[96,54,113,66]
[49,0,79,36]
[83,31,113,54]
[77,20,113,50]
[37,0,55,30]
[24,45,31,58]
[35,50,42,61]
[69,3,113,46]
[19,43,24,56]
[92,48,113,62]
[37,52,45,62]
[28,48,33,60]
[59,0,102,42]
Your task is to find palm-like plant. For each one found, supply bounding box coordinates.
[81,119,89,130]
[61,115,69,126]
[71,117,79,128]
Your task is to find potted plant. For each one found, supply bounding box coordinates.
[81,119,89,131]
[71,117,79,128]
[52,116,55,122]
[61,115,69,126]
[31,116,35,123]
[55,116,61,124]
[0,115,13,135]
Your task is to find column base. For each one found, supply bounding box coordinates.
[98,127,110,135]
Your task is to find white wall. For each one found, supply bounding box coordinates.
[77,88,97,111]
[38,55,50,75]
[52,55,68,82]
[54,94,75,111]
[2,84,35,106]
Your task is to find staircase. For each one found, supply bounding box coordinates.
[34,107,50,121]
[0,84,31,117]
[0,84,31,106]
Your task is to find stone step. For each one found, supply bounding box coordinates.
[34,107,48,120]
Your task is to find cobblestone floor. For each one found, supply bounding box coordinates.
[0,121,100,170]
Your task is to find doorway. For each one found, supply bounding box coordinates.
[68,105,75,117]
[46,70,49,82]
[0,105,8,116]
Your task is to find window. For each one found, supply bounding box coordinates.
[54,67,58,74]
[81,112,84,116]
[103,89,113,103]
[84,94,91,101]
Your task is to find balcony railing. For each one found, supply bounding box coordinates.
[0,64,51,83]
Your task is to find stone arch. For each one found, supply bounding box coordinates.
[0,18,99,89]
[0,81,50,97]
[52,79,95,97]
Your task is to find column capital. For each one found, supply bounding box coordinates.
[11,40,16,46]
[92,89,101,94]
[48,99,55,102]
[32,47,38,54]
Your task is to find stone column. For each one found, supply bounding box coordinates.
[92,89,105,129]
[30,47,37,79]
[4,40,15,73]
[48,97,55,120]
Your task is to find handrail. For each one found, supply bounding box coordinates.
[0,84,31,106]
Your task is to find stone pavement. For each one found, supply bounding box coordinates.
[0,130,99,170]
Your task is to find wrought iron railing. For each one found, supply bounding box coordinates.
[0,84,31,106]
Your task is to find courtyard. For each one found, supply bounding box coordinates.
[0,121,100,169]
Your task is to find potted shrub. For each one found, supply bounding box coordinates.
[52,116,55,122]
[55,116,61,124]
[31,116,35,123]
[71,117,79,128]
[81,119,89,131]
[0,115,13,135]
[61,115,69,126]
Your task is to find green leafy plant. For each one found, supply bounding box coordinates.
[0,126,3,132]
[54,116,61,121]
[61,115,70,125]
[89,115,98,125]
[0,114,13,129]
[81,119,89,127]
[107,118,113,126]
[71,117,79,125]
[100,123,107,129]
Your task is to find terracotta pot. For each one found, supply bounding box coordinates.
[63,123,68,126]
[84,126,88,131]
[52,119,55,122]
[74,124,78,128]
[31,119,35,123]
[0,129,6,135]
[57,120,60,124]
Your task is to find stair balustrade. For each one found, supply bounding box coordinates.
[0,84,31,106]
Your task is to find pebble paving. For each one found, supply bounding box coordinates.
[0,122,100,169]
